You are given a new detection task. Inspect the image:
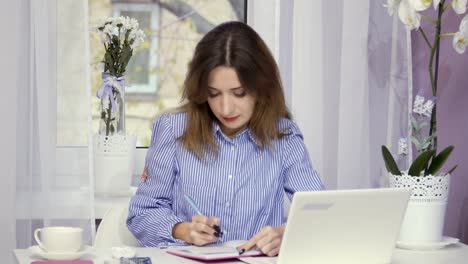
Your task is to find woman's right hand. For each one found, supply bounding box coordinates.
[172,215,220,246]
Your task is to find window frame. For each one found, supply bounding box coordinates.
[112,2,161,100]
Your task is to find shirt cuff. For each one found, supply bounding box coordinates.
[158,214,190,247]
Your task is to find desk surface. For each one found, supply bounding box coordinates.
[14,243,468,264]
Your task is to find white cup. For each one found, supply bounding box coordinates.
[34,226,83,252]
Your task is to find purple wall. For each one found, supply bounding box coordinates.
[412,9,468,241]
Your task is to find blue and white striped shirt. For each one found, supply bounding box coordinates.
[127,112,324,247]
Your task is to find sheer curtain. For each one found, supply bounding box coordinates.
[0,0,21,261]
[276,0,411,189]
[14,0,95,250]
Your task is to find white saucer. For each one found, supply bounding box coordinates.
[29,245,93,260]
[396,236,460,250]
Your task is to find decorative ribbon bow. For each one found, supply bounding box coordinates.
[96,74,129,112]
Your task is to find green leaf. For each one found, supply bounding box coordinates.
[381,145,401,175]
[427,146,454,175]
[410,115,419,130]
[421,136,433,151]
[410,136,421,150]
[408,149,435,176]
[419,121,429,129]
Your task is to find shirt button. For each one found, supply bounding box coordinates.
[226,202,230,207]
[228,174,233,180]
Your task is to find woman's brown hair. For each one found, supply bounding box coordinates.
[179,21,291,159]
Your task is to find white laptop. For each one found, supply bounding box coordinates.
[278,188,411,264]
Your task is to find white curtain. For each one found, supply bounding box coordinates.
[0,0,22,261]
[13,0,95,250]
[276,0,411,190]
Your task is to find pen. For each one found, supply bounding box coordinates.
[184,194,223,238]
[184,194,203,215]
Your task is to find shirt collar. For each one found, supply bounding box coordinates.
[212,121,260,147]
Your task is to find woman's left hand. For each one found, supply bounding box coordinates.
[238,225,285,257]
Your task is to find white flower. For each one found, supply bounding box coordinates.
[120,17,129,31]
[398,138,409,155]
[102,19,123,38]
[453,32,468,53]
[129,29,145,49]
[384,0,402,16]
[452,0,467,15]
[453,15,468,54]
[112,16,125,27]
[413,94,435,117]
[398,0,421,30]
[97,29,110,44]
[105,17,114,24]
[103,24,114,36]
[128,17,139,30]
[433,0,441,9]
[409,0,431,11]
[413,94,425,114]
[422,98,435,117]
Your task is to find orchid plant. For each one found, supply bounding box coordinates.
[95,16,145,136]
[382,0,467,177]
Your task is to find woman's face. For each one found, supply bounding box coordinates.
[207,66,256,137]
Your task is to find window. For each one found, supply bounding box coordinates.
[55,0,247,186]
[87,0,247,147]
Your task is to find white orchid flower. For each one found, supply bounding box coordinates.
[409,0,431,11]
[453,14,468,54]
[422,98,435,117]
[384,0,402,16]
[453,32,468,53]
[413,94,425,115]
[452,0,468,15]
[399,0,421,30]
[398,138,409,155]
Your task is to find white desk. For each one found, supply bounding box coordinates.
[14,243,468,264]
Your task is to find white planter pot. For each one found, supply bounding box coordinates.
[389,173,450,243]
[93,134,136,196]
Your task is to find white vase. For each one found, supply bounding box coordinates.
[93,134,136,196]
[389,173,450,243]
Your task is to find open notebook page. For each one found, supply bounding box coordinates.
[166,241,262,261]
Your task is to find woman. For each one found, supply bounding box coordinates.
[127,21,324,257]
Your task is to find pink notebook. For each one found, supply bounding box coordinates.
[31,261,93,264]
[166,241,263,261]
